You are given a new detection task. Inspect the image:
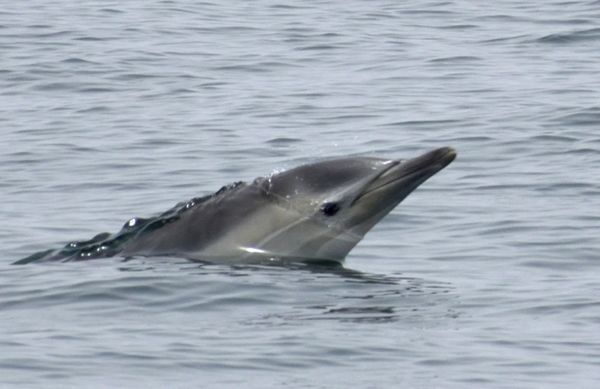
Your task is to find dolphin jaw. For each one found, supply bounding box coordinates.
[354,147,456,204]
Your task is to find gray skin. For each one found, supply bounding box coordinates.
[120,147,457,264]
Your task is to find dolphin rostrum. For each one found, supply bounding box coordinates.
[14,147,456,265]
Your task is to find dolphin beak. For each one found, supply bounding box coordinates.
[394,146,457,180]
[354,147,457,204]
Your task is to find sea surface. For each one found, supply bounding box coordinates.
[1,1,600,387]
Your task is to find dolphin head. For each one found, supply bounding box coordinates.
[14,147,457,264]
[236,147,457,263]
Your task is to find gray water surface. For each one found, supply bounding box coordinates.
[2,1,600,388]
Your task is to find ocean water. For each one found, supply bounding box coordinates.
[1,1,600,387]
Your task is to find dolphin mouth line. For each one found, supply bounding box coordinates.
[354,147,457,203]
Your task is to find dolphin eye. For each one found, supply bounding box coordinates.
[321,202,340,216]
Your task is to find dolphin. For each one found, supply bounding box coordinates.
[14,147,456,265]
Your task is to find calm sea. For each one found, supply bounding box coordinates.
[1,1,599,387]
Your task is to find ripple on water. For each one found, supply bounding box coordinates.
[536,27,600,44]
[2,1,600,388]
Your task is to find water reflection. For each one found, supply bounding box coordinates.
[115,256,458,325]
